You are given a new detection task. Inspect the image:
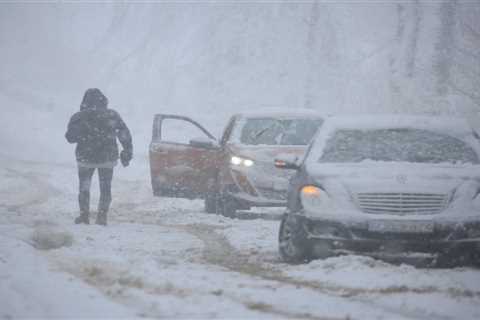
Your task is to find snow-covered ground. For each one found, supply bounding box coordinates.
[1,154,479,320]
[1,1,480,319]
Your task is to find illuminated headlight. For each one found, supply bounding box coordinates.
[243,159,254,167]
[230,156,255,167]
[231,156,243,165]
[300,185,331,214]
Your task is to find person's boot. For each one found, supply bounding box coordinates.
[96,210,107,226]
[74,212,90,224]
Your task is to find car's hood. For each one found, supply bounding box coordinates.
[306,163,480,218]
[228,144,307,163]
[309,159,478,174]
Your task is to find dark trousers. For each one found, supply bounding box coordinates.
[78,167,114,214]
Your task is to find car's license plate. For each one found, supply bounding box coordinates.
[368,220,434,234]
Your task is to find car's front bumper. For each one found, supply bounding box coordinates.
[225,166,289,208]
[297,215,480,265]
[226,190,286,208]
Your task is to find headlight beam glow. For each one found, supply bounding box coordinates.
[230,155,255,167]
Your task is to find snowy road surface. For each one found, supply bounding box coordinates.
[1,154,479,319]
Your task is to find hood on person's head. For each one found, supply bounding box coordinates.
[80,88,108,111]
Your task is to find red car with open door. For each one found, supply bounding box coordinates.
[149,110,323,217]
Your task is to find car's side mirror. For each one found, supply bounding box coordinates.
[274,154,300,170]
[189,137,219,149]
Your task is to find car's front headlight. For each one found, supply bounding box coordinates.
[230,155,254,167]
[300,185,332,213]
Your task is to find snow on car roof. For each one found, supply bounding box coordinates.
[306,115,480,166]
[320,115,473,137]
[236,108,324,119]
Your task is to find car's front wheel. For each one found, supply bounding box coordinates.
[204,194,217,213]
[279,214,311,263]
[216,195,237,218]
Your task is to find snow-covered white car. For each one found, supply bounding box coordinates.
[275,115,480,266]
[149,109,324,216]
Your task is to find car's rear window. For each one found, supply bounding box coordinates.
[318,128,479,164]
[237,118,323,146]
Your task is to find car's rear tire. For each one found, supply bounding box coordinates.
[217,196,237,218]
[204,194,217,213]
[279,214,311,263]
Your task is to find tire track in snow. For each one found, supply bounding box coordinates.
[177,223,478,320]
[54,258,192,318]
[52,239,338,319]
[51,225,339,320]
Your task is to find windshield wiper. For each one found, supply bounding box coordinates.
[251,120,283,143]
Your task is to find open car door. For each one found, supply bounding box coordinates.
[149,114,219,199]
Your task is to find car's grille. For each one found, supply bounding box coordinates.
[354,192,450,215]
[257,187,287,201]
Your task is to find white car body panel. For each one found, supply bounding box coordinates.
[304,163,480,223]
[302,115,480,225]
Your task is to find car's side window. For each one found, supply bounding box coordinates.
[160,118,211,145]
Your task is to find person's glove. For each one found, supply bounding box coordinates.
[120,150,132,167]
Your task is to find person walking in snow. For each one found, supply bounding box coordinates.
[65,88,133,225]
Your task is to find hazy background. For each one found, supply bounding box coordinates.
[1,1,479,164]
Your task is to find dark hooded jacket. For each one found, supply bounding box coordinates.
[65,88,132,166]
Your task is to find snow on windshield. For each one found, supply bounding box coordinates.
[318,128,479,164]
[233,118,323,146]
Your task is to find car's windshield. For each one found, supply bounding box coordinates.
[318,128,479,164]
[238,118,323,146]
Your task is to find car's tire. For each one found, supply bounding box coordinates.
[468,249,480,268]
[278,214,311,263]
[472,254,480,268]
[435,251,470,268]
[204,194,217,213]
[216,196,237,218]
